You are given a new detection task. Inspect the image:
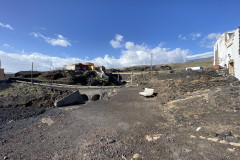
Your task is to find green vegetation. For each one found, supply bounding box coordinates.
[96,77,109,84]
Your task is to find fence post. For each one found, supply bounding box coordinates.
[131,72,133,84]
[31,62,33,86]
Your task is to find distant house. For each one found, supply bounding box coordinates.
[64,62,106,73]
[64,62,108,79]
[214,26,240,79]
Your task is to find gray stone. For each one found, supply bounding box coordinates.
[108,139,116,144]
[226,136,238,142]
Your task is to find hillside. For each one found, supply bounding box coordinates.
[107,59,214,72]
[169,59,214,70]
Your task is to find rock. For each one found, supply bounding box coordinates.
[108,139,116,144]
[4,156,8,160]
[227,76,238,82]
[226,136,238,142]
[196,127,201,132]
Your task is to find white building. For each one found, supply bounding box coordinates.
[214,27,240,79]
[64,63,81,70]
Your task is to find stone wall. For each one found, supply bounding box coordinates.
[0,69,5,80]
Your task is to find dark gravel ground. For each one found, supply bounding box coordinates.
[0,85,240,159]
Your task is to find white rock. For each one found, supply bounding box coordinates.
[196,127,201,132]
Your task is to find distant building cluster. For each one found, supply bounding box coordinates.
[64,62,109,79]
[64,62,106,73]
[214,26,240,80]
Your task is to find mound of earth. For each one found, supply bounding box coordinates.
[14,70,121,86]
[138,70,240,105]
[107,64,172,73]
[14,71,41,78]
[0,83,71,125]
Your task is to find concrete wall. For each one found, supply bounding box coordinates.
[55,88,111,107]
[54,91,82,107]
[64,64,76,70]
[0,69,5,80]
[214,27,240,79]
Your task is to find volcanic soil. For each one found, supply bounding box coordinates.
[0,70,240,159]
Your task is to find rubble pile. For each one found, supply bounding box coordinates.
[139,70,240,104]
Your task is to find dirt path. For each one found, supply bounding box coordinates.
[0,87,240,159]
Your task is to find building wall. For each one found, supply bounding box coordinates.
[0,69,5,80]
[214,27,240,79]
[64,64,76,70]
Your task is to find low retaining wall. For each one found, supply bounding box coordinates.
[54,88,113,107]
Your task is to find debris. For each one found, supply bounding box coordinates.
[196,127,201,132]
[131,153,141,160]
[145,134,162,141]
[121,154,127,160]
[139,88,154,97]
[229,142,240,147]
[186,67,203,71]
[207,137,218,142]
[108,139,116,144]
[226,136,238,142]
[190,135,196,138]
[41,118,54,126]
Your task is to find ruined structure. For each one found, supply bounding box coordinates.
[214,26,240,79]
[0,69,5,80]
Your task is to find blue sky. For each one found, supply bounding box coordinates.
[0,0,239,72]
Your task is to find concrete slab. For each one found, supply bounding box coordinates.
[54,91,84,107]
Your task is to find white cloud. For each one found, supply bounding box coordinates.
[178,34,187,40]
[205,33,221,40]
[40,27,46,30]
[0,22,14,30]
[2,43,10,48]
[190,33,201,40]
[0,34,215,72]
[201,33,221,48]
[0,51,82,72]
[187,52,213,60]
[178,32,201,40]
[0,48,214,73]
[110,34,124,48]
[30,32,71,47]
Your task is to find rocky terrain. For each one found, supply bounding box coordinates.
[106,64,172,73]
[1,60,240,159]
[137,69,240,104]
[0,82,72,125]
[106,59,213,73]
[13,70,121,86]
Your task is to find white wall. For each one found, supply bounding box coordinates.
[214,27,240,79]
[64,64,76,70]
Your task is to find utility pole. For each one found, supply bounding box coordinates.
[131,72,133,84]
[50,61,52,71]
[31,62,33,86]
[151,53,153,80]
